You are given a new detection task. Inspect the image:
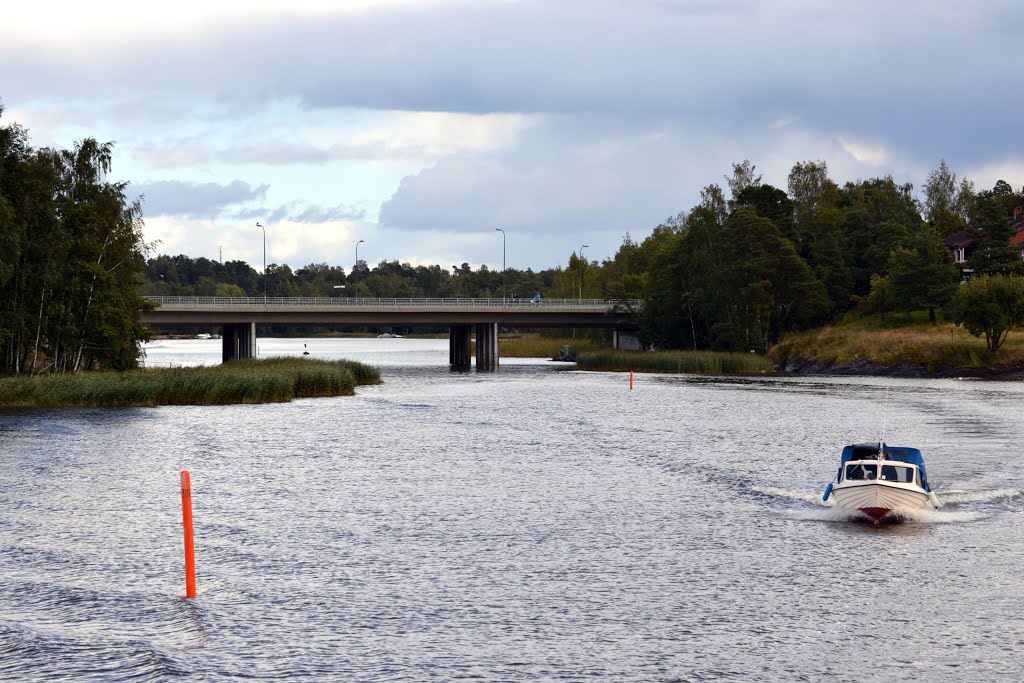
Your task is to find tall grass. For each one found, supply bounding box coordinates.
[576,349,774,375]
[769,322,1024,370]
[497,336,605,358]
[0,358,381,409]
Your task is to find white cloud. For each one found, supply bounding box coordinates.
[962,160,1024,192]
[838,136,890,167]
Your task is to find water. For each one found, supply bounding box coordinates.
[2,339,1023,681]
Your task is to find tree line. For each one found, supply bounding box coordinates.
[630,161,1024,352]
[1,106,150,374]
[6,98,1024,373]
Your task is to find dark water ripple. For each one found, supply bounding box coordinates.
[2,346,1024,680]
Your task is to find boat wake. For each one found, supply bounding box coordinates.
[750,485,831,507]
[936,488,1021,505]
[786,505,981,524]
[751,485,990,524]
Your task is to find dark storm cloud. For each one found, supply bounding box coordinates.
[4,0,1021,164]
[133,180,269,218]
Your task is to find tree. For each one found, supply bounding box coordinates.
[923,160,964,238]
[788,160,850,314]
[967,191,1024,276]
[717,207,829,351]
[950,275,1024,354]
[725,160,762,207]
[886,234,961,323]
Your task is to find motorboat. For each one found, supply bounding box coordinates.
[377,332,403,338]
[823,443,940,523]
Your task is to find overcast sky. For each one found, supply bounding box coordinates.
[3,0,1022,273]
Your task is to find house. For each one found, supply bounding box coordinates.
[943,205,1024,271]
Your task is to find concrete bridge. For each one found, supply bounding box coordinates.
[141,296,641,370]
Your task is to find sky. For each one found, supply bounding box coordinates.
[2,0,1023,275]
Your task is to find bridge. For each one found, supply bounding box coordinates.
[142,296,641,370]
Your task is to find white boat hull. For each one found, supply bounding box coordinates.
[831,481,937,522]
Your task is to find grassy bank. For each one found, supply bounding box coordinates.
[769,319,1024,371]
[576,349,774,375]
[0,357,381,409]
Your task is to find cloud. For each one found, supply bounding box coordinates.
[133,180,269,218]
[962,160,1024,193]
[233,202,367,224]
[838,136,889,167]
[6,0,1024,272]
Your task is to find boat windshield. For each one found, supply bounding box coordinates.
[880,464,916,483]
[845,462,917,483]
[845,463,877,480]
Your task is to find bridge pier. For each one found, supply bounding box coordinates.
[475,322,499,371]
[613,329,642,351]
[222,322,257,362]
[449,324,472,370]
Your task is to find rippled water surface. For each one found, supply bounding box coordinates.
[2,339,1023,681]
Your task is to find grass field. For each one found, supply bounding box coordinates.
[0,357,381,409]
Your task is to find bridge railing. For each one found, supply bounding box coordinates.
[145,296,642,310]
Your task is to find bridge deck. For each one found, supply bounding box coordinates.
[142,297,641,328]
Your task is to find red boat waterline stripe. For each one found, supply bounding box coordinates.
[859,507,891,522]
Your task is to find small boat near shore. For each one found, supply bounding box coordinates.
[823,443,940,523]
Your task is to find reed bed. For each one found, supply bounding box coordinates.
[575,349,774,375]
[496,336,605,358]
[0,358,380,409]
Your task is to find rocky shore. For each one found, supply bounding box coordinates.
[780,357,1024,379]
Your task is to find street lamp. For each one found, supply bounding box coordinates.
[495,228,506,302]
[579,244,589,302]
[256,222,266,303]
[353,239,364,297]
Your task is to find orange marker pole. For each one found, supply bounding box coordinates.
[180,470,196,599]
[629,370,634,391]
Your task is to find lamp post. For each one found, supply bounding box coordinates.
[256,222,266,303]
[579,244,589,302]
[353,239,364,298]
[495,228,506,302]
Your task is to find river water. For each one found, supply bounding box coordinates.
[1,339,1022,681]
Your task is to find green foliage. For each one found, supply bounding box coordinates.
[950,275,1024,354]
[886,233,961,322]
[0,357,380,408]
[967,191,1024,276]
[0,111,150,375]
[863,275,896,320]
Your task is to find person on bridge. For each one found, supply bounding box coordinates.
[533,291,542,303]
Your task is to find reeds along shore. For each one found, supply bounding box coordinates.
[575,349,775,375]
[0,358,381,409]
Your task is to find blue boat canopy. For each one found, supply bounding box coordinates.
[839,443,931,491]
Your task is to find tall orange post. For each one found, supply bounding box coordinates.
[180,470,197,598]
[630,370,634,391]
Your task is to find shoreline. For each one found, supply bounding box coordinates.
[779,357,1024,380]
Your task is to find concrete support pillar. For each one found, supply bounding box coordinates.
[613,329,642,351]
[449,324,472,370]
[221,322,257,362]
[475,322,499,371]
